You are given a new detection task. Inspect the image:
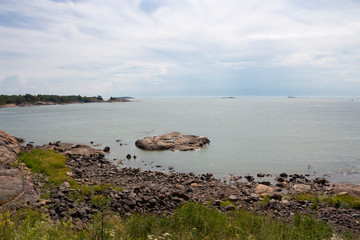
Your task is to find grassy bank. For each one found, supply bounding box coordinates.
[1,202,356,240]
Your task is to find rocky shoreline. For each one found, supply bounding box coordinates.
[1,130,359,233]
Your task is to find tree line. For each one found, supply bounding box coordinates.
[0,94,103,105]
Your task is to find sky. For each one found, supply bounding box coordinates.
[0,0,360,98]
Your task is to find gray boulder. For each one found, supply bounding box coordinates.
[135,131,210,151]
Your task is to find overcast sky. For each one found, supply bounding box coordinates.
[1,0,360,98]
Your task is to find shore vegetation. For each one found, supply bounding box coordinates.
[0,94,103,106]
[1,202,356,240]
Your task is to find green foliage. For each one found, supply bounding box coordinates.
[295,193,360,210]
[0,94,103,106]
[92,195,111,209]
[18,149,76,187]
[260,195,271,205]
[220,200,233,208]
[324,194,360,209]
[0,202,358,240]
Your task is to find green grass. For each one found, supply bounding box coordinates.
[2,202,357,240]
[324,194,360,209]
[18,149,76,187]
[295,193,360,210]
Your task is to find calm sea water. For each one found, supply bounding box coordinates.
[1,97,359,184]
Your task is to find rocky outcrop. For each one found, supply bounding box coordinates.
[0,130,39,211]
[0,130,21,163]
[135,131,210,151]
[41,142,105,158]
[0,168,39,210]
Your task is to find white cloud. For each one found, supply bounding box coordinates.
[0,0,360,96]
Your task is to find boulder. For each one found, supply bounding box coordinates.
[254,184,274,194]
[135,131,210,151]
[293,184,311,192]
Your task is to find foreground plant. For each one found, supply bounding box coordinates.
[2,202,357,240]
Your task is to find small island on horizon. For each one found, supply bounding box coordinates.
[0,94,133,108]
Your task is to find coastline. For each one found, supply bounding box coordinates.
[1,131,360,234]
[0,100,132,108]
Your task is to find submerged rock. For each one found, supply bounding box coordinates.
[135,131,210,151]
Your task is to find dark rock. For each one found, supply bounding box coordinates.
[279,173,288,178]
[126,154,131,159]
[103,146,110,153]
[245,175,254,182]
[224,204,235,211]
[258,181,271,186]
[314,178,327,185]
[257,173,265,178]
[276,177,285,183]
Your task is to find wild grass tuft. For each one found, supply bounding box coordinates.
[18,149,76,187]
[295,193,360,210]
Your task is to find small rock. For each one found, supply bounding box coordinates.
[245,175,254,182]
[259,181,271,186]
[279,173,288,178]
[337,192,348,196]
[103,146,110,152]
[126,154,131,159]
[314,178,327,185]
[276,177,285,182]
[257,173,265,178]
[281,200,290,206]
[228,195,237,201]
[224,204,235,211]
[293,184,311,192]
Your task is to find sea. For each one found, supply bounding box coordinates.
[1,97,360,184]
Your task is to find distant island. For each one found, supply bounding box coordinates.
[0,94,105,108]
[108,96,133,102]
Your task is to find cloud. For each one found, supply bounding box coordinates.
[0,75,29,93]
[0,0,360,97]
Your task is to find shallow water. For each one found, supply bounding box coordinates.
[1,97,359,184]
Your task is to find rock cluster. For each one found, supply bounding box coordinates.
[43,149,360,231]
[41,142,105,158]
[135,131,210,151]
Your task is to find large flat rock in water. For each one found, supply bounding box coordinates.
[135,131,210,151]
